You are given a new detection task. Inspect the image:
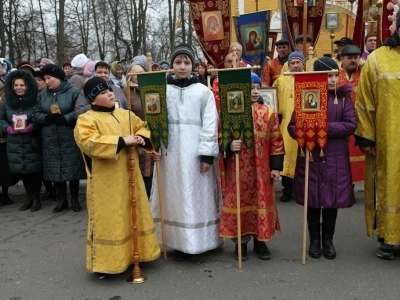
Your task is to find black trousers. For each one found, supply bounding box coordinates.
[21,172,42,195]
[307,207,338,225]
[281,176,293,195]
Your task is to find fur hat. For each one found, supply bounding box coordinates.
[130,55,148,72]
[170,44,195,67]
[83,77,113,103]
[313,57,339,71]
[16,61,35,73]
[71,54,90,68]
[288,51,305,64]
[41,64,66,80]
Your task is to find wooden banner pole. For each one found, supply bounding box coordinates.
[302,148,310,265]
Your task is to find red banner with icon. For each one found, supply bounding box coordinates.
[188,0,231,68]
[293,72,328,156]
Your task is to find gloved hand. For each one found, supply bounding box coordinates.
[6,125,18,135]
[54,115,67,126]
[21,123,34,134]
[45,114,59,123]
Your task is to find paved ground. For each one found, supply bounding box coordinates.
[1,182,399,300]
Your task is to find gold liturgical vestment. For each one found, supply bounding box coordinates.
[356,46,400,244]
[273,75,298,178]
[74,108,160,274]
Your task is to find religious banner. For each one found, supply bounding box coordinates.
[280,0,292,46]
[219,68,254,152]
[283,0,326,50]
[137,72,168,152]
[293,72,328,157]
[188,0,231,68]
[352,0,366,50]
[233,10,271,70]
[383,0,395,43]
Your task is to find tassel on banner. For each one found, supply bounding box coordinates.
[165,149,168,156]
[334,96,338,104]
[299,148,305,157]
[320,148,324,157]
[224,151,226,158]
[309,151,314,162]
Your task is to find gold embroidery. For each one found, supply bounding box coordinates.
[350,156,365,162]
[153,218,220,229]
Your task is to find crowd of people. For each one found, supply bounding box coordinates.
[0,18,398,279]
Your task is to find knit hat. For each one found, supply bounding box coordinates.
[84,61,97,77]
[83,77,113,103]
[130,55,148,72]
[39,58,54,67]
[71,54,90,68]
[41,64,66,80]
[33,70,45,80]
[16,61,35,73]
[288,51,305,64]
[170,44,195,67]
[158,60,170,70]
[251,72,262,86]
[313,57,339,71]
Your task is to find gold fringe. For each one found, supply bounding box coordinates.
[320,148,324,157]
[334,96,338,104]
[224,151,226,158]
[299,148,304,157]
[165,149,168,156]
[309,151,314,161]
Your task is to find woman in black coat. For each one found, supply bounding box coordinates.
[0,70,42,211]
[34,64,85,213]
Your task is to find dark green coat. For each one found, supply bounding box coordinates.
[34,80,85,182]
[0,70,41,174]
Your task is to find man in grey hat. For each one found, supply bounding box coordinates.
[262,39,290,87]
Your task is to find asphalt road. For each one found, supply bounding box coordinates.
[1,183,398,300]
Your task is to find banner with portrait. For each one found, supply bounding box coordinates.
[137,72,168,152]
[283,0,325,50]
[293,72,328,155]
[219,68,254,152]
[233,10,271,73]
[188,0,231,68]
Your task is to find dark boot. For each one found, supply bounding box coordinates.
[53,183,68,213]
[41,181,54,201]
[31,184,42,212]
[322,222,336,259]
[0,191,4,207]
[2,186,13,205]
[19,186,33,211]
[253,238,271,260]
[308,222,321,258]
[69,180,81,212]
[234,243,248,261]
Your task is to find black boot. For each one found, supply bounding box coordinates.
[253,238,271,260]
[41,181,54,201]
[53,183,68,213]
[19,186,33,211]
[2,186,13,205]
[234,243,248,261]
[0,191,4,207]
[31,184,42,212]
[308,223,321,258]
[322,222,336,259]
[69,180,81,212]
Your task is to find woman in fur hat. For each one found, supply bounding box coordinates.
[0,70,41,211]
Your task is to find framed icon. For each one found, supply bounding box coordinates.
[12,114,27,131]
[326,13,339,30]
[260,88,278,112]
[145,93,161,114]
[227,91,245,113]
[302,90,320,112]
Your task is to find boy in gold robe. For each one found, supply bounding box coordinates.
[74,77,160,279]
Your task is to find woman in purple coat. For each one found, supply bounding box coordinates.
[288,57,357,260]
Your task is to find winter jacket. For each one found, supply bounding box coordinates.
[34,80,85,182]
[68,68,86,91]
[0,70,41,174]
[287,84,357,209]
